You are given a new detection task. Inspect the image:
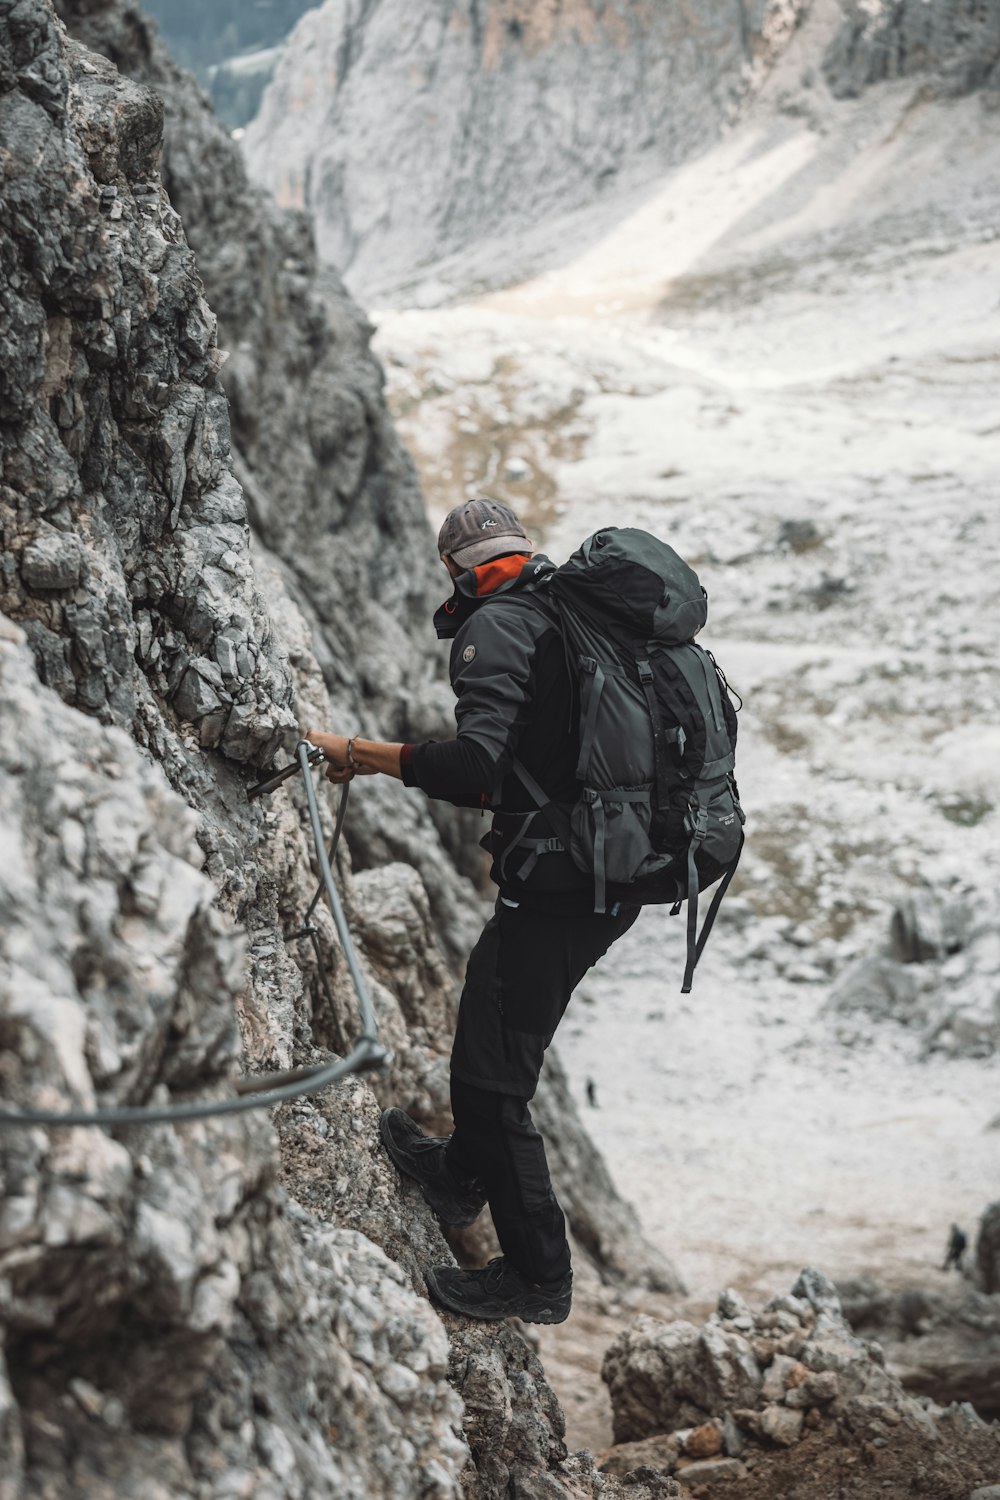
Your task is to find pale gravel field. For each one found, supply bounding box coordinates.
[370,46,1000,1443]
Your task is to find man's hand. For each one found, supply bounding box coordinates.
[306,729,356,784]
[305,729,403,783]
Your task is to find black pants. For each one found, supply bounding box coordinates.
[444,898,639,1285]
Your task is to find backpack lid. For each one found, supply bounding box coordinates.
[551,528,707,644]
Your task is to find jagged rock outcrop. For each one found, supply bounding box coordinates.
[1,14,292,769]
[243,0,807,300]
[0,614,467,1498]
[832,1202,1000,1423]
[823,888,1000,1059]
[0,3,678,1495]
[599,1271,1000,1499]
[978,1201,1000,1295]
[53,0,681,1297]
[824,0,1000,99]
[55,0,477,958]
[838,1272,1000,1423]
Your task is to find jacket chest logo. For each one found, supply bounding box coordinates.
[462,645,476,662]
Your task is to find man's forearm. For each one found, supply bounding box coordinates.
[306,728,496,799]
[351,737,404,779]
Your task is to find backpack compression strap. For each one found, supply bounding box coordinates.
[509,756,573,855]
[680,828,745,993]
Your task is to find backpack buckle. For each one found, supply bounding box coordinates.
[685,804,709,843]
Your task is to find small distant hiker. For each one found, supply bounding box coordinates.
[308,498,742,1324]
[942,1223,968,1272]
[586,1079,599,1109]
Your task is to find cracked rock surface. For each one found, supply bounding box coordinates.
[1,3,678,1496]
[0,615,466,1499]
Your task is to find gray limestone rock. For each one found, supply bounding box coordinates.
[601,1269,1000,1483]
[824,953,924,1024]
[722,1410,748,1457]
[1,6,684,1499]
[791,1267,843,1323]
[979,1201,1000,1295]
[0,617,468,1497]
[20,527,84,590]
[890,890,973,963]
[601,1316,762,1444]
[836,1249,1000,1421]
[0,14,294,764]
[715,1287,755,1330]
[824,0,1000,100]
[756,1403,804,1446]
[824,891,1000,1059]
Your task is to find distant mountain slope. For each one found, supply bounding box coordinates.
[244,0,1000,302]
[244,0,808,300]
[824,0,1000,97]
[140,0,315,76]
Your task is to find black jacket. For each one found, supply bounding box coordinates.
[402,557,593,911]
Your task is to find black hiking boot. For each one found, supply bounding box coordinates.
[425,1256,572,1324]
[379,1108,487,1227]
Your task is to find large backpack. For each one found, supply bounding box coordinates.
[511,527,745,992]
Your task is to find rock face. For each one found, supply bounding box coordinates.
[600,1270,1000,1495]
[0,2,679,1496]
[244,0,807,300]
[978,1201,1000,1295]
[838,1274,1000,1424]
[833,1202,1000,1424]
[823,0,1000,98]
[53,0,681,1297]
[1,20,292,768]
[823,889,1000,1059]
[56,0,475,957]
[0,614,468,1497]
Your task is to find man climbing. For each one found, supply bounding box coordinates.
[307,498,639,1325]
[942,1223,968,1273]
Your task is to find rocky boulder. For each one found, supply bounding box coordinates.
[836,1206,1000,1423]
[824,888,1000,1059]
[978,1200,1000,1295]
[599,1270,1000,1495]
